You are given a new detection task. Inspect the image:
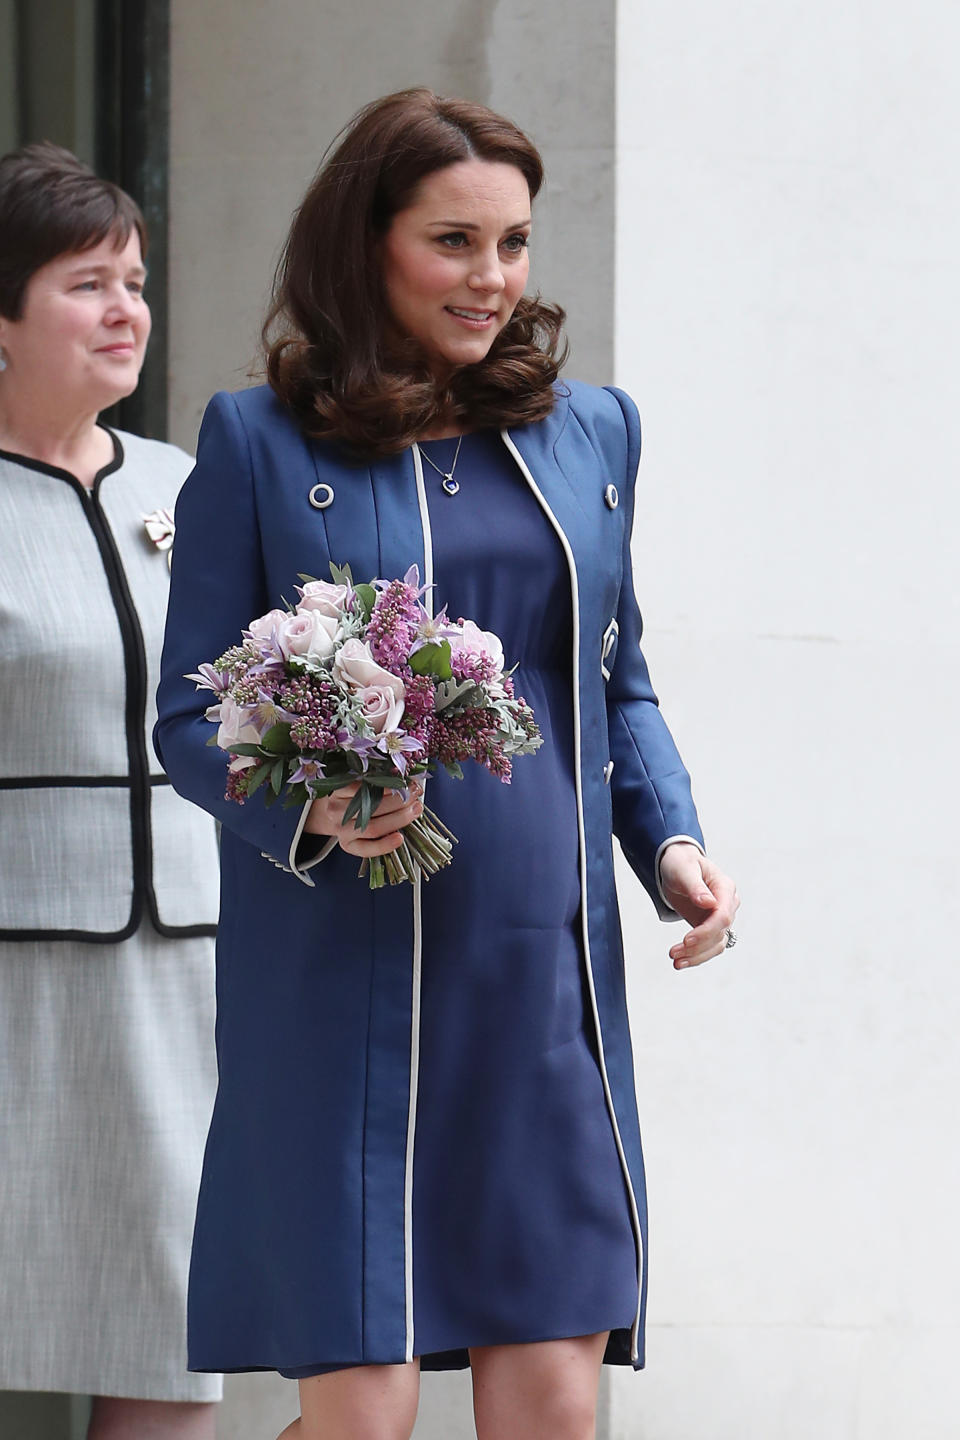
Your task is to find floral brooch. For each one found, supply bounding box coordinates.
[142,507,175,569]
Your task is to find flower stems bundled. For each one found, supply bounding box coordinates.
[187,564,542,888]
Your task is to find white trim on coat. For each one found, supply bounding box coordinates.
[401,444,433,1360]
[405,874,424,1360]
[283,800,338,883]
[501,429,646,1364]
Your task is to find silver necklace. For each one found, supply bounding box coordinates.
[418,434,463,496]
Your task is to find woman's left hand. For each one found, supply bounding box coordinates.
[658,843,740,970]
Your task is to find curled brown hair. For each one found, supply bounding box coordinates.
[0,142,146,321]
[264,89,567,458]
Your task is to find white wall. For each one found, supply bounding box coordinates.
[613,3,959,1437]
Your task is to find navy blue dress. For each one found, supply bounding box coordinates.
[409,432,637,1368]
[161,383,705,1380]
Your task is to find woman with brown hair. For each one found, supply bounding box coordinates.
[156,89,739,1440]
[0,142,220,1438]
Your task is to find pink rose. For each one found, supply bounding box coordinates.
[297,580,350,618]
[333,638,405,701]
[215,694,262,770]
[246,608,288,644]
[277,608,338,660]
[451,620,505,673]
[357,684,406,734]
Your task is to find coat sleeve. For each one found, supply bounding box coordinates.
[153,391,333,881]
[602,386,705,919]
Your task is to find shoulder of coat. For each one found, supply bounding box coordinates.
[227,382,297,432]
[559,380,640,481]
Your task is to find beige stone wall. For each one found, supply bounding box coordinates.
[167,0,614,451]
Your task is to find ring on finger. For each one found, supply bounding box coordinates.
[724,928,738,949]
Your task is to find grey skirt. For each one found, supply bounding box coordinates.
[0,925,221,1402]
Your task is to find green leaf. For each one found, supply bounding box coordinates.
[244,762,274,797]
[409,640,453,680]
[329,561,354,587]
[261,723,296,755]
[270,759,286,795]
[301,776,344,797]
[435,678,482,712]
[354,582,376,619]
[359,773,407,790]
[359,782,374,830]
[227,742,264,757]
[342,790,363,827]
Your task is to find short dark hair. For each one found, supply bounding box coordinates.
[0,142,147,320]
[264,89,567,459]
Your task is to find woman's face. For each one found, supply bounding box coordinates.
[0,229,150,415]
[380,159,531,379]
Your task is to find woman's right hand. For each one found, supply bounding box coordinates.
[303,781,424,857]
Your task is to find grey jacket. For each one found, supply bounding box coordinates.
[0,429,218,940]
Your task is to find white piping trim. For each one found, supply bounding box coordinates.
[403,873,424,1360]
[401,444,433,1361]
[281,801,339,884]
[268,798,313,885]
[412,444,434,598]
[501,429,646,1363]
[263,808,340,882]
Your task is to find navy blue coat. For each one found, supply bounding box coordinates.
[154,379,703,1373]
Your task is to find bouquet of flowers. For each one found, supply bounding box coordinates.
[187,564,542,888]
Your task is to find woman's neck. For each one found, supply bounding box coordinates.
[0,391,111,487]
[419,392,467,442]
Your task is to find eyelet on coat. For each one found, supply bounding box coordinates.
[603,761,615,785]
[604,483,619,510]
[308,482,334,510]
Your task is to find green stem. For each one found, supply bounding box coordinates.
[359,806,459,889]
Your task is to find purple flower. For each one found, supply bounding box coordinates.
[367,579,423,671]
[409,603,461,653]
[402,564,431,601]
[335,728,378,772]
[375,729,425,776]
[215,694,265,770]
[246,658,289,692]
[249,690,300,733]
[184,662,231,693]
[289,757,326,786]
